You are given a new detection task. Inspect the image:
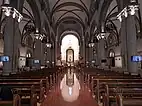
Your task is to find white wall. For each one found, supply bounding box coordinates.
[18,57,26,68]
[115,56,122,68]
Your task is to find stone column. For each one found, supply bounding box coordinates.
[46,47,50,67]
[121,16,128,72]
[52,43,55,66]
[97,39,106,67]
[93,44,97,66]
[3,17,18,75]
[41,43,45,65]
[95,43,99,66]
[88,47,90,62]
[85,46,89,66]
[89,47,91,62]
[46,48,49,61]
[34,39,42,64]
[13,20,20,73]
[126,15,137,75]
[79,44,84,61]
[94,51,97,66]
[91,47,95,67]
[55,37,58,64]
[97,43,101,66]
[121,15,137,75]
[100,39,106,59]
[89,47,94,63]
[90,47,93,65]
[82,37,85,63]
[79,45,82,59]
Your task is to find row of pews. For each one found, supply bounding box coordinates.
[0,67,65,106]
[81,68,142,106]
[1,65,141,106]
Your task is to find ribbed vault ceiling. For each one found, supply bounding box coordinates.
[49,0,91,26]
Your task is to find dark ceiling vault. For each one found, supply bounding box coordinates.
[26,0,41,32]
[50,0,89,28]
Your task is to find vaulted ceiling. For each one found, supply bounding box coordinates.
[49,0,90,24]
[2,0,140,46]
[44,0,121,35]
[47,0,92,36]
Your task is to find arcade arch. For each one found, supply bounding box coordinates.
[61,34,79,64]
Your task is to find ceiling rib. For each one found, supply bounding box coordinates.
[51,2,89,19]
[56,10,84,24]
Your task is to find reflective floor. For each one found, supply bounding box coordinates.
[41,68,99,106]
[60,72,80,102]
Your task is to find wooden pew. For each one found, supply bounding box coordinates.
[80,68,142,106]
[101,84,142,106]
[0,67,58,78]
[0,67,63,106]
[116,93,142,106]
[90,78,142,103]
[83,68,140,79]
[0,74,59,104]
[0,90,21,106]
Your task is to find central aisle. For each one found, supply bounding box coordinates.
[41,85,99,106]
[40,68,99,106]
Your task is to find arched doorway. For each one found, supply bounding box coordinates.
[108,49,115,67]
[61,34,79,64]
[66,47,74,65]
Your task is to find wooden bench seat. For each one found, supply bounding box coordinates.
[100,87,142,106]
[0,68,57,78]
[0,80,44,105]
[0,94,21,106]
[84,68,140,78]
[123,98,142,106]
[0,67,61,106]
[91,78,142,90]
[80,67,142,106]
[98,82,142,106]
[0,101,13,106]
[116,94,142,106]
[88,76,142,105]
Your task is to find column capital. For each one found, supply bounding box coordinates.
[2,6,23,22]
[117,3,138,22]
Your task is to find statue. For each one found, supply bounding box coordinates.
[69,56,72,62]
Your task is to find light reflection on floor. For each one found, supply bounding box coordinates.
[60,72,80,102]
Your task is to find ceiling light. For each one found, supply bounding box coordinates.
[2,6,23,22]
[46,43,52,48]
[117,2,138,22]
